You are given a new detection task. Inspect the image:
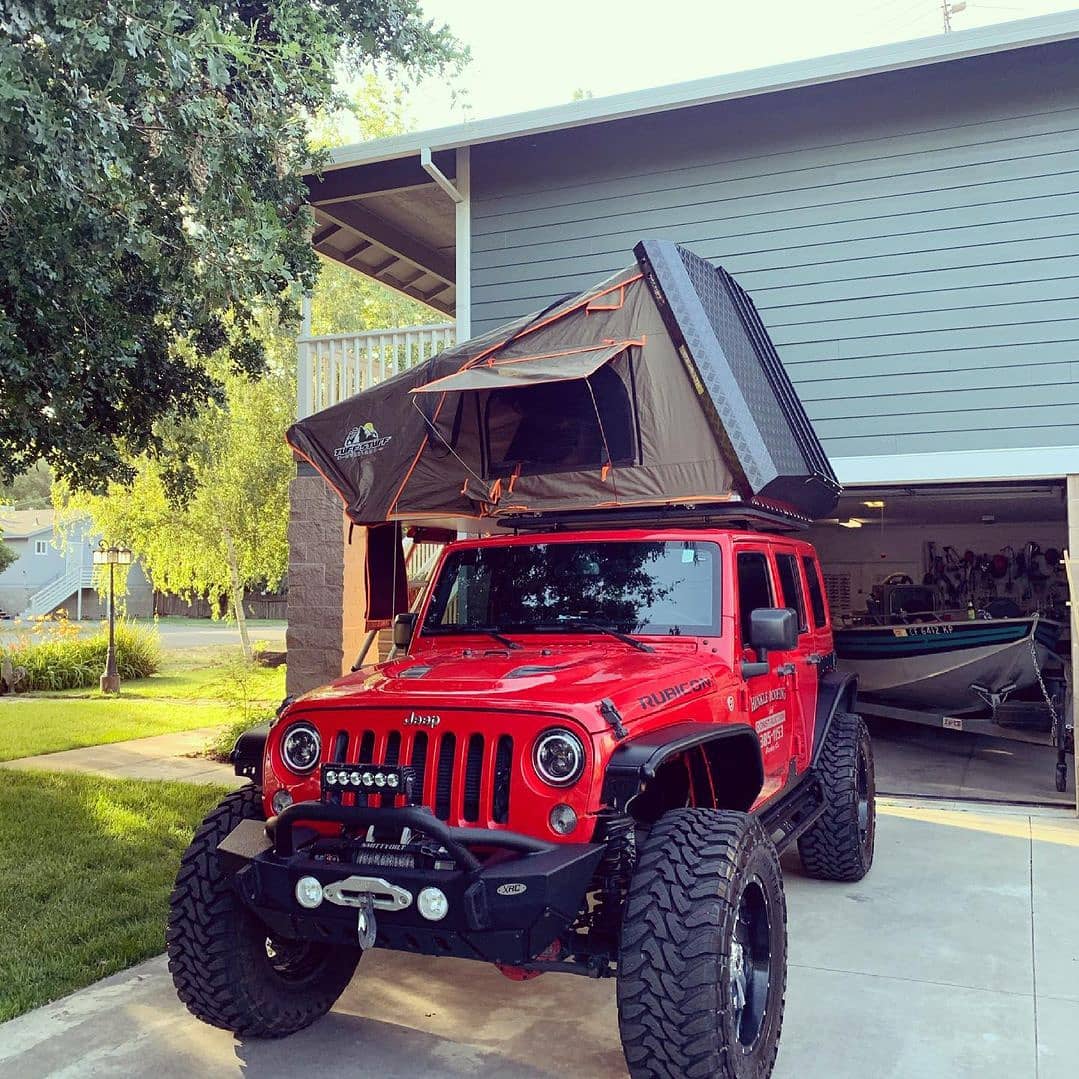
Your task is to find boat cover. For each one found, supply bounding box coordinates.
[287,239,840,530]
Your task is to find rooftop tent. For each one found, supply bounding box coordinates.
[286,239,840,531]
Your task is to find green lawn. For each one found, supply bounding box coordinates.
[0,648,285,761]
[0,697,238,761]
[0,770,227,1022]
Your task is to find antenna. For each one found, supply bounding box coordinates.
[941,1,966,32]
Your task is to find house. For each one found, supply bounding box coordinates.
[0,509,153,620]
[288,11,1079,695]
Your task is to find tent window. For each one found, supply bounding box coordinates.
[484,363,636,477]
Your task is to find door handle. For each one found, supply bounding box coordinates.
[776,663,796,676]
[806,653,822,666]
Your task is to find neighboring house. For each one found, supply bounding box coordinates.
[0,509,153,620]
[287,11,1079,694]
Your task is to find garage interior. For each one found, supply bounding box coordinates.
[806,480,1072,806]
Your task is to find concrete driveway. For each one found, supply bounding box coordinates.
[1,797,1075,1079]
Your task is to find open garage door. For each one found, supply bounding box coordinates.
[806,481,1073,805]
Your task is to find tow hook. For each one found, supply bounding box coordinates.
[356,895,377,950]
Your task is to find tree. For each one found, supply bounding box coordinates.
[59,347,295,659]
[0,536,15,575]
[0,461,52,510]
[0,1,465,491]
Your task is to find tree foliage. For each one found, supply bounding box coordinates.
[0,537,15,575]
[58,349,295,657]
[0,461,52,510]
[0,1,465,490]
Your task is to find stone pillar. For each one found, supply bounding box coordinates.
[285,465,368,696]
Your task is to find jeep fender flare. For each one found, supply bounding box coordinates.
[812,669,858,766]
[601,722,765,820]
[232,722,272,784]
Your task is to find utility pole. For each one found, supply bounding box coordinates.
[941,0,966,33]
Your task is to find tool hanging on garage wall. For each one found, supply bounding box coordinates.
[920,539,1069,622]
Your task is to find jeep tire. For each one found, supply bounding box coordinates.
[617,808,787,1079]
[167,786,360,1037]
[798,711,876,882]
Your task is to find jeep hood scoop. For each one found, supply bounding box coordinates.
[287,239,839,533]
[294,644,723,735]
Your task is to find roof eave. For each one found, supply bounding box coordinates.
[320,10,1079,173]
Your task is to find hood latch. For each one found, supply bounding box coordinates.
[599,698,628,740]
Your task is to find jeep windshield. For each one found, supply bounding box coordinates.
[422,540,721,639]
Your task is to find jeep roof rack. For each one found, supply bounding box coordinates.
[499,502,809,534]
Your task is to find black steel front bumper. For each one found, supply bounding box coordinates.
[219,801,604,966]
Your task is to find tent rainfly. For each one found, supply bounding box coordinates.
[287,239,840,532]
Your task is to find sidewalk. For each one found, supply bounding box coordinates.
[0,727,242,786]
[0,797,1075,1078]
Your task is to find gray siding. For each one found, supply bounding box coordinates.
[470,41,1079,462]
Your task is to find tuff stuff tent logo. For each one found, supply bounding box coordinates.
[334,422,392,460]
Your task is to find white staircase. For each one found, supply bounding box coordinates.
[22,566,95,618]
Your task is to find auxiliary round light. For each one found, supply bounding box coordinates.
[549,803,578,835]
[387,773,399,788]
[271,788,294,815]
[295,875,323,910]
[417,887,449,922]
[325,770,338,786]
[362,772,375,787]
[374,772,386,787]
[533,729,586,787]
[281,723,321,774]
[350,771,362,786]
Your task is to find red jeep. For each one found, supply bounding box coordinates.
[167,520,875,1077]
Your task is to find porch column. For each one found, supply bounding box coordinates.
[285,464,368,696]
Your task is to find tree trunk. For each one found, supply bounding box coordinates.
[222,527,252,661]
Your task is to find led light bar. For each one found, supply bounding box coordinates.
[320,763,416,803]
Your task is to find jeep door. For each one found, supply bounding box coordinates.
[772,545,816,771]
[735,548,795,800]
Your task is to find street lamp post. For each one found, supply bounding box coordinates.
[93,541,133,694]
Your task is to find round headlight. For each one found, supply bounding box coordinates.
[281,722,321,773]
[533,728,585,787]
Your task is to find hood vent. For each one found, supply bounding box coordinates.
[504,663,572,678]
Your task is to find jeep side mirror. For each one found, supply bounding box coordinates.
[750,608,798,652]
[741,608,797,678]
[392,612,419,650]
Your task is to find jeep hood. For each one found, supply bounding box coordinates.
[292,644,725,736]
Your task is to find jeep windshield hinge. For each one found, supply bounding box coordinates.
[600,698,628,739]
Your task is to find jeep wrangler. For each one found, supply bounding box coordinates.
[167,525,874,1078]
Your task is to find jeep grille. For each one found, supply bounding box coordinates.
[328,728,513,826]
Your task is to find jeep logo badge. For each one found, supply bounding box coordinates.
[496,883,527,896]
[404,712,441,728]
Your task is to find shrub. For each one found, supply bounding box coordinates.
[204,707,277,763]
[0,613,161,692]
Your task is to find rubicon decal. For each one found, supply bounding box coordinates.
[334,422,392,460]
[638,677,713,710]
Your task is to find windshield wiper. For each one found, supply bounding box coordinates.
[534,620,655,653]
[423,625,522,649]
[481,628,522,650]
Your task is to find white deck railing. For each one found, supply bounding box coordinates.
[296,323,457,419]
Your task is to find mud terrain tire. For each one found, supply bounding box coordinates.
[166,786,360,1037]
[617,808,787,1079]
[798,711,876,882]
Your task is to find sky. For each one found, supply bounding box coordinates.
[400,0,1078,132]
